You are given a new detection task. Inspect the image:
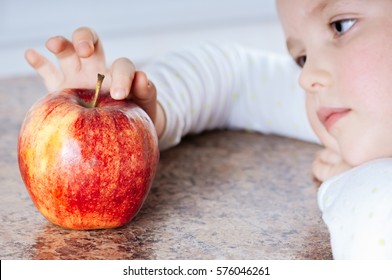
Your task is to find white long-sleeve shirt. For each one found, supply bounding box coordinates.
[142,42,319,150]
[142,42,392,259]
[319,158,392,259]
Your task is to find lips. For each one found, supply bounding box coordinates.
[317,107,351,131]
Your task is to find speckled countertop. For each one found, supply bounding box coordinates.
[0,76,332,260]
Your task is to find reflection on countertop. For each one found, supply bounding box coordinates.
[0,76,331,260]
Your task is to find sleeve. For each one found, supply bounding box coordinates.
[318,158,392,259]
[141,42,319,150]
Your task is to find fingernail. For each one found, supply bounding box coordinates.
[77,41,91,56]
[112,88,126,100]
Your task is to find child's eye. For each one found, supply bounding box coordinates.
[330,19,356,36]
[296,55,307,68]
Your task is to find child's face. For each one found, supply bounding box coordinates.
[277,0,392,166]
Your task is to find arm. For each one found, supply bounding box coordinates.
[142,42,319,150]
[26,30,317,150]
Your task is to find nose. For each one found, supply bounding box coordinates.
[298,55,332,94]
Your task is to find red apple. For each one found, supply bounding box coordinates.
[17,74,159,230]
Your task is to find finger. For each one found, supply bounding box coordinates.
[312,157,331,183]
[24,48,62,92]
[130,71,157,123]
[312,154,352,183]
[317,148,342,165]
[110,57,136,100]
[46,36,81,72]
[72,27,105,65]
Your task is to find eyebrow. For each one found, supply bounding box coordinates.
[310,0,359,16]
[310,0,329,15]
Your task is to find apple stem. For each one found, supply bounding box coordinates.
[91,73,105,108]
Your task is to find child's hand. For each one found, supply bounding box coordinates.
[25,27,109,92]
[312,148,352,183]
[24,27,165,137]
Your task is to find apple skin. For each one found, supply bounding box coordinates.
[17,88,159,230]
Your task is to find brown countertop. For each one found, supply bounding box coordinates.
[0,76,332,260]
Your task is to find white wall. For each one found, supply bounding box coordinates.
[0,0,287,78]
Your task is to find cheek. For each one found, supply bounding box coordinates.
[337,46,392,164]
[340,46,392,136]
[339,39,392,106]
[339,53,372,102]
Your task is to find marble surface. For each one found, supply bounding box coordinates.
[0,76,332,260]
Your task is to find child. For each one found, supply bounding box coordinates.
[24,0,392,259]
[24,27,347,183]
